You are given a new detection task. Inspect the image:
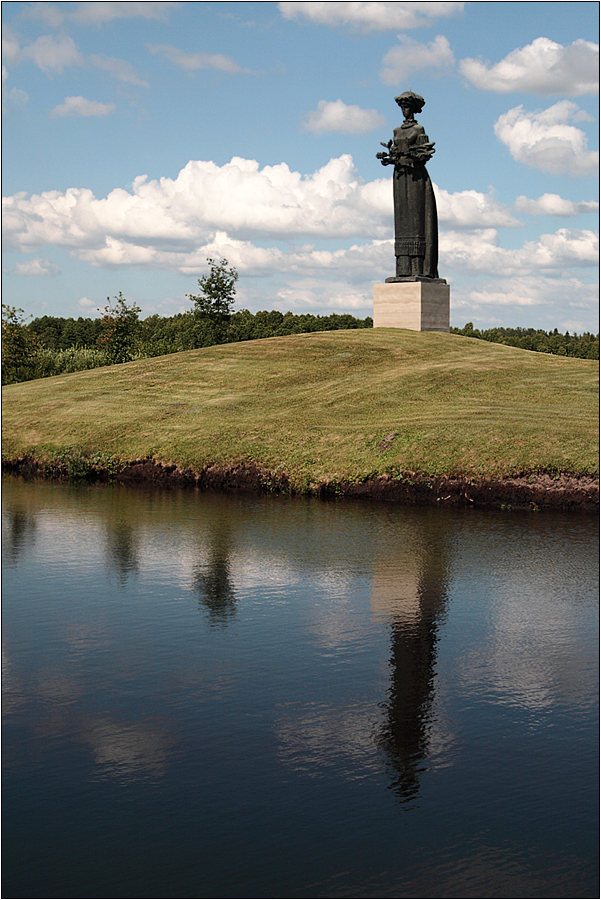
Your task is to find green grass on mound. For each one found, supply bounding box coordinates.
[2,329,598,488]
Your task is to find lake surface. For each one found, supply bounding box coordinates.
[2,477,599,899]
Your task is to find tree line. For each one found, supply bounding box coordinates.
[450,322,599,360]
[2,259,372,384]
[2,258,598,385]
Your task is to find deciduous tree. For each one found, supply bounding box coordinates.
[1,304,40,384]
[98,292,141,364]
[187,258,238,345]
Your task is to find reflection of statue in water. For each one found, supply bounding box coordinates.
[105,521,139,587]
[377,92,444,282]
[3,506,37,564]
[192,524,236,627]
[377,575,447,804]
[372,513,449,805]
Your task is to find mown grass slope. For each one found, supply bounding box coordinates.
[2,329,598,488]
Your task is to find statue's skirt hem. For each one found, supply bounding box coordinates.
[385,276,447,284]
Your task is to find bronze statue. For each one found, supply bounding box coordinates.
[377,92,444,282]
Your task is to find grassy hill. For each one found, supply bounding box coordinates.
[2,329,598,490]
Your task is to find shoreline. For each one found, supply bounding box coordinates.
[3,456,598,512]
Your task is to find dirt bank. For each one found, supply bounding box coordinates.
[3,456,598,512]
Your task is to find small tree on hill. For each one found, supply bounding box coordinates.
[98,292,141,364]
[187,258,238,345]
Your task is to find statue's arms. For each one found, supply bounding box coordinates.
[376,137,435,168]
[411,141,436,164]
[376,140,395,166]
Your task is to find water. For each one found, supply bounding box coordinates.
[2,478,598,899]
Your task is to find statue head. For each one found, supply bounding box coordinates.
[395,92,425,115]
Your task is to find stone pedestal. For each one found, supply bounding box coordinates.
[373,280,450,332]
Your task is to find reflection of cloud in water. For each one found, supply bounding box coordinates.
[421,702,458,771]
[275,703,382,779]
[371,564,423,625]
[312,569,356,598]
[275,701,457,784]
[36,668,80,705]
[309,606,366,650]
[457,576,598,712]
[62,622,109,654]
[378,842,590,899]
[82,718,174,782]
[307,572,370,648]
[37,516,105,566]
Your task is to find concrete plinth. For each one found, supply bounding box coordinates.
[373,281,450,332]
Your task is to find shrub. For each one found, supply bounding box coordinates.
[33,346,111,379]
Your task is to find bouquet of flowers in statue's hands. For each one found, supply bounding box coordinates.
[376,139,436,168]
[376,140,396,166]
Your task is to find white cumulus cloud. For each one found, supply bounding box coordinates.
[147,43,255,75]
[1,155,536,263]
[494,101,599,176]
[2,26,21,66]
[275,276,381,311]
[51,96,116,117]
[435,186,522,229]
[441,227,598,276]
[303,99,386,134]
[90,54,150,87]
[515,194,599,216]
[464,276,599,315]
[2,65,28,113]
[380,35,455,85]
[522,228,599,269]
[459,37,599,96]
[13,257,60,276]
[3,156,597,295]
[24,2,180,27]
[70,2,180,25]
[278,2,465,31]
[20,33,84,74]
[1,155,391,255]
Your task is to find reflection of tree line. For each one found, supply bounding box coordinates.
[103,510,237,626]
[103,511,237,627]
[4,490,447,804]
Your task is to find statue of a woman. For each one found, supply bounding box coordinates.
[377,92,443,281]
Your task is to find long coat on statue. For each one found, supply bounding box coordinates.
[391,120,439,278]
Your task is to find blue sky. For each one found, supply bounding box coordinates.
[2,1,599,331]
